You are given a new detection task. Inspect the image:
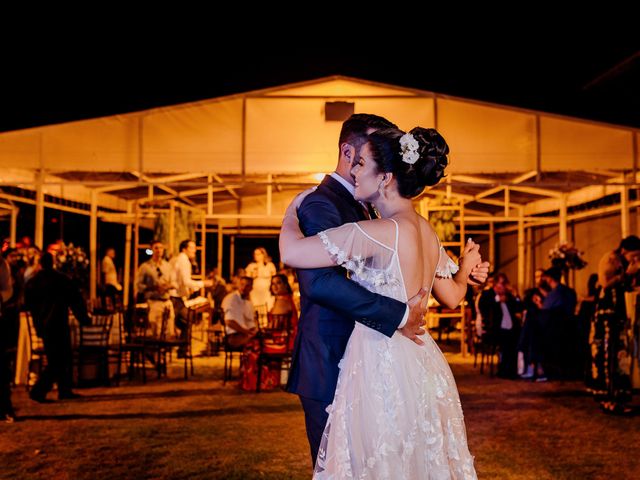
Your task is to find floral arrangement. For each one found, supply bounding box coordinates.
[49,240,90,293]
[548,242,587,270]
[428,198,457,242]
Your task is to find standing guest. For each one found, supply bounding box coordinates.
[587,235,640,415]
[136,240,177,337]
[0,255,16,422]
[101,247,122,310]
[518,288,546,380]
[25,253,90,402]
[535,267,550,298]
[170,240,212,349]
[246,247,276,307]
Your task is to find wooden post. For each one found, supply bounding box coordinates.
[133,204,140,301]
[123,202,132,309]
[559,194,568,243]
[517,208,525,296]
[621,185,630,238]
[217,223,224,276]
[207,174,213,216]
[169,202,175,255]
[230,235,236,277]
[201,211,206,294]
[267,173,273,216]
[89,190,98,302]
[10,207,18,248]
[459,203,467,357]
[34,170,44,248]
[489,221,495,269]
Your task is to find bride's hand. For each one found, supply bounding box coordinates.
[459,239,481,275]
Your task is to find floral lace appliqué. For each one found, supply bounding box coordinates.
[435,247,459,279]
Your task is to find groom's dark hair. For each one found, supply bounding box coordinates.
[338,114,397,151]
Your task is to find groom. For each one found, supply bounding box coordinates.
[287,113,489,466]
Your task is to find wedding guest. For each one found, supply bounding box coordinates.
[222,276,256,348]
[518,288,546,380]
[101,247,122,310]
[0,255,16,422]
[25,253,90,402]
[240,274,298,391]
[587,236,640,415]
[478,272,523,378]
[170,240,212,349]
[246,247,276,307]
[136,240,177,337]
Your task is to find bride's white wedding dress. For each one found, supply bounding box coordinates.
[313,219,477,480]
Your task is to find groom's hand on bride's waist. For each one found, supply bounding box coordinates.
[399,288,428,346]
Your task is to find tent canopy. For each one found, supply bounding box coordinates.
[0,76,638,225]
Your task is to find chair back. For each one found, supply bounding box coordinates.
[25,312,45,352]
[80,315,113,348]
[262,312,294,353]
[254,303,268,328]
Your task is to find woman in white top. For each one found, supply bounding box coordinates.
[246,247,276,307]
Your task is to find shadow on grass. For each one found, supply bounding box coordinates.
[19,402,301,421]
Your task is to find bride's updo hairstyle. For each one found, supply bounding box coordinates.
[368,127,449,198]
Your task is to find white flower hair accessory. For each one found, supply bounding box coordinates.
[399,132,420,165]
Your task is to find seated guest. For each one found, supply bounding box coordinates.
[269,274,298,351]
[240,274,298,391]
[222,276,256,348]
[478,272,523,378]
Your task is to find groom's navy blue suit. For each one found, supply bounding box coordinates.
[287,175,407,464]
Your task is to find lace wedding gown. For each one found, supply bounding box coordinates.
[314,219,477,480]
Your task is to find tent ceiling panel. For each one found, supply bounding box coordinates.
[540,117,634,171]
[245,97,435,174]
[0,130,41,169]
[42,116,139,171]
[438,99,537,173]
[263,78,419,97]
[143,98,244,173]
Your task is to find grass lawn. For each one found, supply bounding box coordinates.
[1,345,639,479]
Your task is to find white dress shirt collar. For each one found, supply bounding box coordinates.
[330,172,355,198]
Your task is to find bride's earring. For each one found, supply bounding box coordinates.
[378,181,387,200]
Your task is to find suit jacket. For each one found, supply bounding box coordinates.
[25,269,90,339]
[286,175,406,402]
[477,288,522,339]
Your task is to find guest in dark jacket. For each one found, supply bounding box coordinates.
[478,272,523,378]
[0,255,16,422]
[540,267,578,378]
[25,253,90,402]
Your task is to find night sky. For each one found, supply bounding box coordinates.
[2,30,639,132]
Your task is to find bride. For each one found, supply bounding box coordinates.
[280,126,478,479]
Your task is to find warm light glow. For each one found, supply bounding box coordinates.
[312,173,327,182]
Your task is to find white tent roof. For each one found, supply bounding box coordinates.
[0,76,638,225]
